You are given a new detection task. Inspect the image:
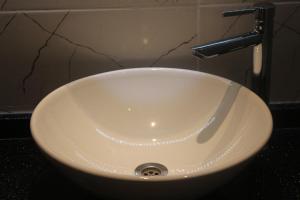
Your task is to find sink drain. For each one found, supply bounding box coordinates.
[135,163,168,176]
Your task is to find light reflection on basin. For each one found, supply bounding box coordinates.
[31,68,272,199]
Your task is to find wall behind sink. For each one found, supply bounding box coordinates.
[0,0,300,113]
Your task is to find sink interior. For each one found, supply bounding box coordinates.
[69,69,229,142]
[31,68,272,180]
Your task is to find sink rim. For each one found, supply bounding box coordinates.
[30,67,273,182]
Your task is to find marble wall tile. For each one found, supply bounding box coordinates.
[0,12,71,111]
[271,3,300,101]
[0,7,197,112]
[0,1,300,113]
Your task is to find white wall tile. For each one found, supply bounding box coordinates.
[0,1,300,113]
[0,7,197,111]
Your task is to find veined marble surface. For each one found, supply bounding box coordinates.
[0,1,300,112]
[0,0,300,10]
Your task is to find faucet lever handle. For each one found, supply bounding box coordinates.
[223,8,256,17]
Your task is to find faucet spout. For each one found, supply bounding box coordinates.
[192,32,262,59]
[192,2,275,104]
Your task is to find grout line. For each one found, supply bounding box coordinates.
[195,2,253,8]
[271,101,300,105]
[0,1,299,14]
[0,5,198,14]
[0,137,33,141]
[199,1,300,8]
[273,127,300,132]
[0,111,32,115]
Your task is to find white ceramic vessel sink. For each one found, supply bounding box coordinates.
[31,68,272,199]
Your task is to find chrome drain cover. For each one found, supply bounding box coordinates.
[135,163,168,176]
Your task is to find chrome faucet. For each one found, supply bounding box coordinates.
[192,2,275,104]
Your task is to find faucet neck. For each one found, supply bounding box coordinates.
[251,2,275,104]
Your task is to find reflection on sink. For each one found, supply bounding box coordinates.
[31,68,272,199]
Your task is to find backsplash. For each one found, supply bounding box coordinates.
[0,0,300,112]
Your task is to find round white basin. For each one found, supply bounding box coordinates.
[31,68,272,199]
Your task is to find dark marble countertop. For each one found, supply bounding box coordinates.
[0,128,300,200]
